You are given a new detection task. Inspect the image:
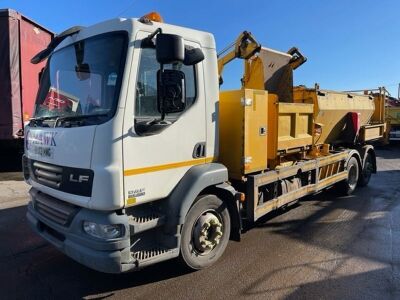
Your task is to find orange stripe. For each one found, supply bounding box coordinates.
[124,157,214,176]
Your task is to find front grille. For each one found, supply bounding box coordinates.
[32,191,79,226]
[27,158,94,197]
[32,161,62,189]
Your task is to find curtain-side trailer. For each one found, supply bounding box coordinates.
[0,9,53,150]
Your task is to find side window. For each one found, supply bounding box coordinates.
[134,47,196,135]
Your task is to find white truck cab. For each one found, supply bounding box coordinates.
[24,14,230,273]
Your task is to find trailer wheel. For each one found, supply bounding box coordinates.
[358,152,373,187]
[180,194,231,270]
[338,156,359,195]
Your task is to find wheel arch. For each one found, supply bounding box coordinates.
[346,149,362,171]
[203,183,242,241]
[359,145,377,173]
[163,163,229,236]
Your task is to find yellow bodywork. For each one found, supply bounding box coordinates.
[275,102,313,151]
[219,88,314,179]
[293,87,375,144]
[217,31,261,85]
[219,89,268,180]
[217,31,385,181]
[371,90,386,124]
[387,106,400,126]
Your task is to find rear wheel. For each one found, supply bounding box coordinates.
[180,194,230,270]
[358,152,373,187]
[338,156,359,195]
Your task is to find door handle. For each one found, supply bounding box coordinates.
[193,142,206,158]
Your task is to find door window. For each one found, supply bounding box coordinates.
[134,47,197,135]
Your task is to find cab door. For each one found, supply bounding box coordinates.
[122,32,207,206]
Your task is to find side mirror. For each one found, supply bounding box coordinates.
[183,47,204,65]
[156,33,184,64]
[157,69,186,115]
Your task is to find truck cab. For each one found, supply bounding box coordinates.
[25,14,226,273]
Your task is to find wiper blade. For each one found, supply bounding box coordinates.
[29,115,58,126]
[31,116,58,121]
[55,114,109,127]
[56,114,108,121]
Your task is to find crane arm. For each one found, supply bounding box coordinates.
[217,31,261,84]
[287,47,307,70]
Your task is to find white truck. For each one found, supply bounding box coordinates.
[24,12,383,273]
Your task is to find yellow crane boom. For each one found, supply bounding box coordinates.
[217,31,261,85]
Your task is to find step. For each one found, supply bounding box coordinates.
[128,212,166,234]
[131,247,179,267]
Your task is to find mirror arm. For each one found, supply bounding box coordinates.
[142,28,162,48]
[159,63,166,120]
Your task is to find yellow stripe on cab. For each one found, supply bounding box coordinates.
[123,157,214,176]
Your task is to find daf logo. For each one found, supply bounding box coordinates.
[69,174,90,183]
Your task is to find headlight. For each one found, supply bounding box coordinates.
[83,221,124,239]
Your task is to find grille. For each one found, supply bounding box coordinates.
[32,161,62,189]
[28,159,94,197]
[33,191,79,226]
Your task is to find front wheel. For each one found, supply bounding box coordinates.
[180,194,231,270]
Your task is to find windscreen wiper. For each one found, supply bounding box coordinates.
[31,26,85,64]
[55,114,109,127]
[29,115,58,127]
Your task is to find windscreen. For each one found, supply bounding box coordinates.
[34,32,127,121]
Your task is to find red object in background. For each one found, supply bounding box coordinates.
[20,17,52,123]
[43,87,79,112]
[0,9,53,140]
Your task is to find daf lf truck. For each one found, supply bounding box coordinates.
[24,12,385,273]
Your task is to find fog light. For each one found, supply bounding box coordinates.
[83,221,124,239]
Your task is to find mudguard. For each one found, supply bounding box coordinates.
[359,145,377,173]
[163,163,228,235]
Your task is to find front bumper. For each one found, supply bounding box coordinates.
[26,188,137,273]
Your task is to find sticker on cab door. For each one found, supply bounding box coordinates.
[128,188,146,198]
[127,188,146,206]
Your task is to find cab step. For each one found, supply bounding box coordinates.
[131,247,179,267]
[128,212,166,234]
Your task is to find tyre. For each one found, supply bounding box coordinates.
[337,156,359,195]
[358,152,373,187]
[180,194,231,270]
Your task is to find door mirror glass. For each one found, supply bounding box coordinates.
[157,69,186,114]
